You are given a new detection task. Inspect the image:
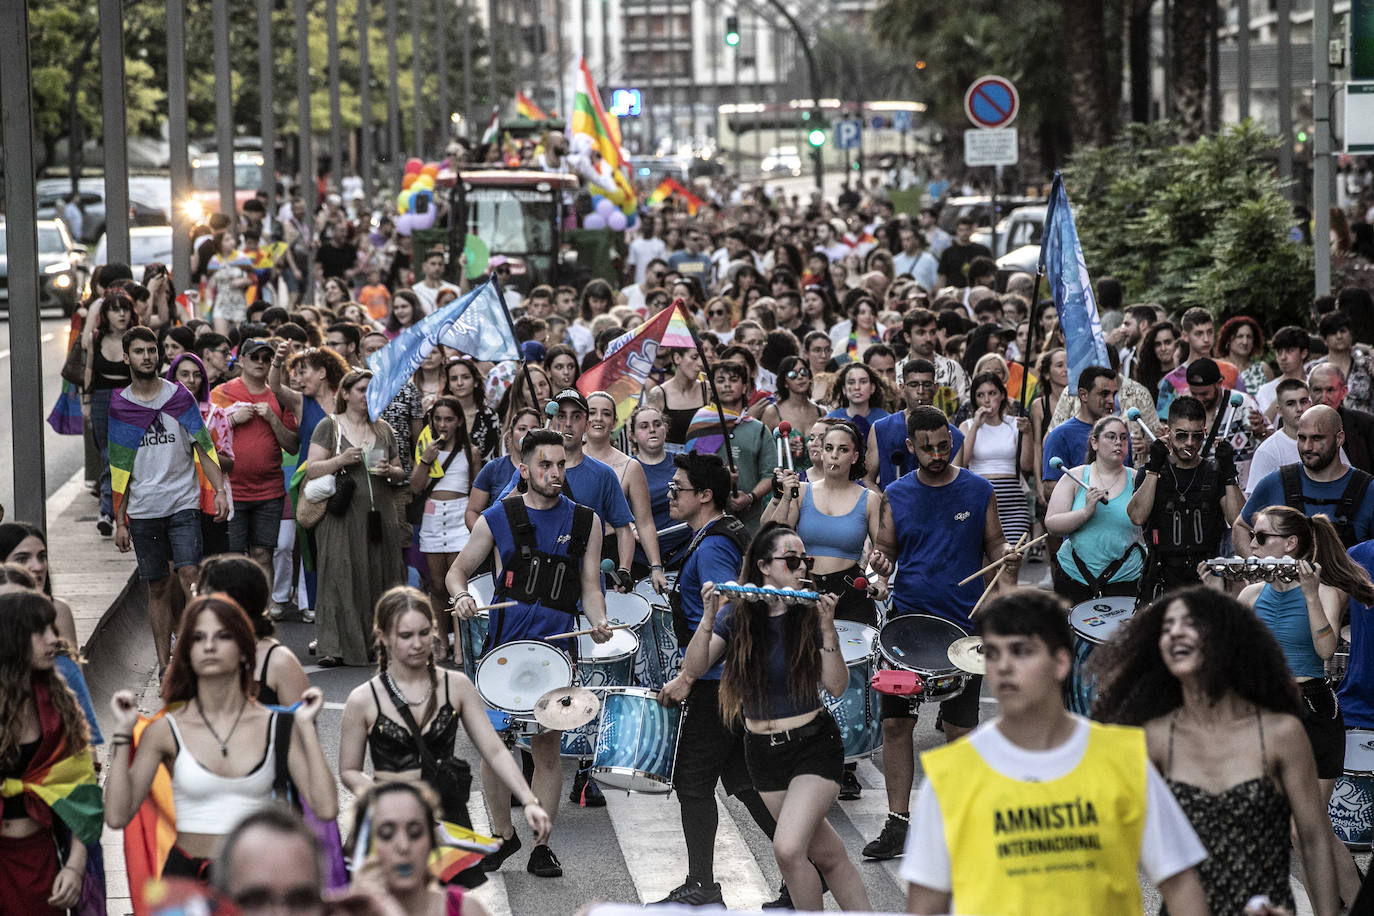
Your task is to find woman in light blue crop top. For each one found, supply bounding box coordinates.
[1045,416,1144,605]
[105,595,338,884]
[674,524,872,914]
[1239,505,1374,900]
[763,420,884,627]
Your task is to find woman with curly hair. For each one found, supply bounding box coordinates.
[758,355,824,438]
[674,524,871,912]
[1134,321,1181,407]
[825,362,890,443]
[105,594,337,881]
[1093,586,1339,916]
[0,590,99,915]
[1216,316,1273,394]
[1239,506,1374,903]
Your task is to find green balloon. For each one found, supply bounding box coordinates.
[464,236,490,279]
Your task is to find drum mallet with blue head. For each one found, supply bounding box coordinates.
[1125,407,1159,442]
[1049,457,1108,505]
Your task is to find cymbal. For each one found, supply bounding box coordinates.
[533,686,600,730]
[948,636,985,675]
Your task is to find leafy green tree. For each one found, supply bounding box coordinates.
[1066,120,1311,328]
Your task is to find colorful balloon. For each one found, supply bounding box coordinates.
[595,197,616,217]
[397,189,410,213]
[583,212,606,230]
[607,211,627,232]
[402,173,417,190]
[404,157,423,174]
[421,163,439,179]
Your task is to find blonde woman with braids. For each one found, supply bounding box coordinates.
[337,587,550,860]
[0,591,97,915]
[1240,506,1374,903]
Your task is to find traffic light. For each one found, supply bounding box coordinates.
[807,126,827,147]
[725,15,740,46]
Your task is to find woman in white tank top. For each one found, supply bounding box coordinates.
[955,372,1032,546]
[104,595,337,882]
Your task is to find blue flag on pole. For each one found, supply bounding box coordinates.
[366,280,518,420]
[1039,172,1109,392]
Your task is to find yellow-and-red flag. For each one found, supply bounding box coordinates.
[572,57,636,210]
[516,91,551,120]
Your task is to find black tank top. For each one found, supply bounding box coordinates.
[91,342,132,390]
[257,643,282,707]
[663,405,701,446]
[366,677,461,772]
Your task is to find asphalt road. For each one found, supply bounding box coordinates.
[0,310,90,518]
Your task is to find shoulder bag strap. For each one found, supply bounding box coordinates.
[380,674,441,778]
[418,442,462,504]
[271,710,295,801]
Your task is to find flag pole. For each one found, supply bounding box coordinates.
[490,273,544,415]
[1013,267,1045,471]
[680,299,740,496]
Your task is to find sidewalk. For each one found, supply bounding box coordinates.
[45,468,142,916]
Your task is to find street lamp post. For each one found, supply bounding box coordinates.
[329,0,344,189]
[168,0,192,290]
[259,0,277,204]
[295,0,316,295]
[214,0,236,215]
[360,0,373,202]
[99,0,130,266]
[760,0,822,189]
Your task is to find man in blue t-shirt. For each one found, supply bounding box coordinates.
[1041,365,1128,502]
[862,406,1021,862]
[447,428,612,880]
[1237,404,1374,551]
[866,358,964,489]
[654,452,780,907]
[1339,540,1374,728]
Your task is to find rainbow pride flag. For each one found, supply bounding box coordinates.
[108,382,219,519]
[577,302,697,429]
[572,57,636,210]
[432,821,500,881]
[646,177,703,215]
[516,91,552,120]
[683,404,751,455]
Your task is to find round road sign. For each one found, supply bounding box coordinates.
[964,75,1019,129]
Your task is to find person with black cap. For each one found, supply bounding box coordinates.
[1175,357,1268,491]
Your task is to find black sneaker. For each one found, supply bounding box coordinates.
[569,767,607,807]
[838,767,862,800]
[481,831,522,872]
[761,883,794,909]
[526,843,563,877]
[650,878,724,906]
[862,813,909,859]
[97,514,113,537]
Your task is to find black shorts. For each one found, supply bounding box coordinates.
[880,675,983,730]
[673,679,753,799]
[811,566,877,627]
[743,709,845,793]
[1300,678,1346,780]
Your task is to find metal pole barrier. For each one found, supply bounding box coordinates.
[214,0,236,216]
[295,0,317,296]
[99,0,130,266]
[168,0,192,290]
[259,0,277,205]
[359,0,374,203]
[1314,0,1333,294]
[328,0,344,190]
[0,0,49,529]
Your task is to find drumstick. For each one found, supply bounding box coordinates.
[1048,457,1108,505]
[956,533,1045,586]
[448,601,517,614]
[968,576,1000,620]
[543,622,638,641]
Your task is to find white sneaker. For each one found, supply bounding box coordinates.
[301,607,315,623]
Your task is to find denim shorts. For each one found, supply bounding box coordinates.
[228,495,284,551]
[129,508,203,580]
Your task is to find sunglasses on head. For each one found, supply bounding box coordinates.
[770,555,815,571]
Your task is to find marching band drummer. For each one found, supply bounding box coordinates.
[861,405,1021,862]
[675,523,873,913]
[1238,506,1374,905]
[446,428,612,881]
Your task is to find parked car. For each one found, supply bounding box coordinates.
[35,177,170,245]
[92,226,175,281]
[971,204,1046,259]
[0,219,89,315]
[937,194,1042,235]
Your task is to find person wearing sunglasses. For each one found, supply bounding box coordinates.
[1128,395,1244,600]
[759,356,823,453]
[671,523,872,913]
[1238,506,1374,904]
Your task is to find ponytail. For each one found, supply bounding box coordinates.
[1312,515,1374,605]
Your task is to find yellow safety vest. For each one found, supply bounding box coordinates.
[921,720,1149,916]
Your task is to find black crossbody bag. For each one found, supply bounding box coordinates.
[381,674,473,826]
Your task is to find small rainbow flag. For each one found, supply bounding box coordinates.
[684,404,750,455]
[516,91,552,120]
[432,821,500,881]
[578,301,698,430]
[647,177,703,215]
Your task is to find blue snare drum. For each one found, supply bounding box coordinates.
[457,574,496,674]
[633,575,678,688]
[1331,729,1374,849]
[517,627,641,758]
[1068,597,1137,717]
[591,686,684,793]
[821,621,882,761]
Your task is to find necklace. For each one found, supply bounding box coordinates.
[384,671,434,708]
[196,696,248,757]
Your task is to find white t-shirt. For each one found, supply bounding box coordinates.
[900,716,1206,895]
[124,380,203,519]
[1246,429,1350,497]
[627,237,667,285]
[619,283,647,315]
[410,280,461,314]
[1255,376,1286,414]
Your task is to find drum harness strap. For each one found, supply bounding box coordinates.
[1279,463,1372,547]
[494,496,596,649]
[1069,542,1147,600]
[669,514,751,645]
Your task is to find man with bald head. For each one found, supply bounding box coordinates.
[1236,404,1374,550]
[1308,362,1374,473]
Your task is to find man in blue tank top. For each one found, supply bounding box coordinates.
[447,428,612,880]
[866,358,964,489]
[861,405,1021,861]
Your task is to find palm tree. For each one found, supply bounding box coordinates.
[1171,0,1209,140]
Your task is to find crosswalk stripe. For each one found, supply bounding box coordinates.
[602,782,774,907]
[465,760,515,916]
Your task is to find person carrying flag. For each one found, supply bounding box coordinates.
[686,357,778,532]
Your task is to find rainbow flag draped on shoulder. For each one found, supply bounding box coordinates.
[108,381,219,518]
[577,302,697,430]
[572,57,637,211]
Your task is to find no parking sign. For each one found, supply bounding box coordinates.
[963,75,1019,129]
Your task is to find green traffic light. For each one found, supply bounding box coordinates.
[1297,130,1309,142]
[726,32,740,45]
[725,14,740,46]
[807,128,827,147]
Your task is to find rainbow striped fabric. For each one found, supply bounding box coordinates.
[108,381,219,518]
[515,91,551,120]
[577,303,697,430]
[572,57,636,210]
